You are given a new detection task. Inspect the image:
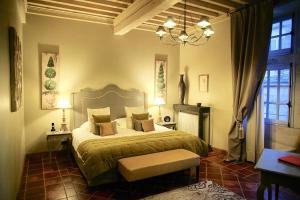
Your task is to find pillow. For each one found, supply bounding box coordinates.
[142,119,155,132]
[98,121,117,136]
[133,119,143,131]
[132,113,149,120]
[114,118,127,128]
[80,121,89,130]
[125,106,145,117]
[131,113,149,130]
[87,107,110,133]
[92,115,111,135]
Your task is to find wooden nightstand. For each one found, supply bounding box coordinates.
[46,131,72,160]
[156,122,176,130]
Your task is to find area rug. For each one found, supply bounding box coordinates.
[141,180,245,200]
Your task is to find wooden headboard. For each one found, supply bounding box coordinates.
[71,84,147,129]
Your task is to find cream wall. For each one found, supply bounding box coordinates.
[24,15,180,153]
[0,0,26,199]
[179,19,233,150]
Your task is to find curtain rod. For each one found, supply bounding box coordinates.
[229,0,273,15]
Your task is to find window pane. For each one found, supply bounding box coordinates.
[269,104,277,120]
[281,34,291,49]
[269,70,278,85]
[280,87,289,103]
[272,22,280,36]
[264,103,267,118]
[263,87,268,102]
[270,37,279,51]
[280,69,290,85]
[282,19,292,34]
[279,105,288,121]
[263,72,269,86]
[269,87,277,103]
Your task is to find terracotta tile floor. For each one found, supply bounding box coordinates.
[17,149,300,200]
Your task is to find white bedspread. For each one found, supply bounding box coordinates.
[72,123,172,152]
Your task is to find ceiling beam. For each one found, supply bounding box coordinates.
[186,0,230,14]
[173,2,219,17]
[200,0,243,9]
[113,0,181,35]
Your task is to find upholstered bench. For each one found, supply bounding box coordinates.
[118,149,200,182]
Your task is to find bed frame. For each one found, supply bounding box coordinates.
[71,84,147,129]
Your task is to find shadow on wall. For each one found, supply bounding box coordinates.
[184,65,189,104]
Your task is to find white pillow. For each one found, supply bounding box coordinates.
[124,106,146,129]
[114,118,127,128]
[87,107,110,133]
[80,121,89,130]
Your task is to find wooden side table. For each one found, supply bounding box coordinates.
[255,149,300,200]
[156,122,176,130]
[46,131,72,160]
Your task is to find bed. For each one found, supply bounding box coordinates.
[71,84,208,186]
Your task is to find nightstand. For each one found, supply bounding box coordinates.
[156,122,176,130]
[46,131,72,160]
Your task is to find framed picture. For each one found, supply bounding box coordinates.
[9,27,22,112]
[199,74,209,92]
[154,58,167,103]
[41,52,60,110]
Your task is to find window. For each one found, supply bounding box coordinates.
[263,65,291,123]
[270,18,293,53]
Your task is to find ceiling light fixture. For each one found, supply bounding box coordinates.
[155,0,214,46]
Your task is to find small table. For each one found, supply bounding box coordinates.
[46,131,72,160]
[255,148,300,200]
[156,122,176,130]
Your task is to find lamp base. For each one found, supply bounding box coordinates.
[60,123,69,132]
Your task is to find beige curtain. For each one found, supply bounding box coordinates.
[227,0,273,161]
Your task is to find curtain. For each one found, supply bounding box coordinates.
[246,89,264,162]
[227,0,273,161]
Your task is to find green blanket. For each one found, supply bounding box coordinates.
[77,131,208,181]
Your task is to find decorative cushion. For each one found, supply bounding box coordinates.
[98,121,117,136]
[132,113,149,120]
[87,107,110,133]
[92,115,111,135]
[131,113,149,130]
[125,106,146,129]
[142,119,155,132]
[133,119,143,131]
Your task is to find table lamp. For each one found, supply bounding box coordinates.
[57,98,72,132]
[154,97,165,123]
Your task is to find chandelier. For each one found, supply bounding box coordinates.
[155,0,214,46]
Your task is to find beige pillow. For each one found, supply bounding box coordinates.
[98,121,117,136]
[142,119,155,132]
[87,107,110,133]
[125,106,146,129]
[92,115,111,135]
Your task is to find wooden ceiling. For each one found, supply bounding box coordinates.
[26,0,249,34]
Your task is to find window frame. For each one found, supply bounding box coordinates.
[263,63,293,126]
[269,15,294,56]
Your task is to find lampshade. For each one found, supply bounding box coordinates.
[203,26,215,38]
[57,98,71,109]
[178,30,189,42]
[197,16,210,29]
[164,16,176,29]
[156,26,166,38]
[154,97,165,106]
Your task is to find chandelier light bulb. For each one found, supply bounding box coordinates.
[178,30,189,42]
[164,16,176,29]
[203,26,215,38]
[197,16,210,29]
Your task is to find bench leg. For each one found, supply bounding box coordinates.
[196,165,200,182]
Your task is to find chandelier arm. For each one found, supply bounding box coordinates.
[168,29,180,43]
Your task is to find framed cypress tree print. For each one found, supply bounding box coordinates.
[154,56,167,103]
[41,52,60,110]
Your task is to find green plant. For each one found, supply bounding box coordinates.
[157,63,166,90]
[45,68,56,78]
